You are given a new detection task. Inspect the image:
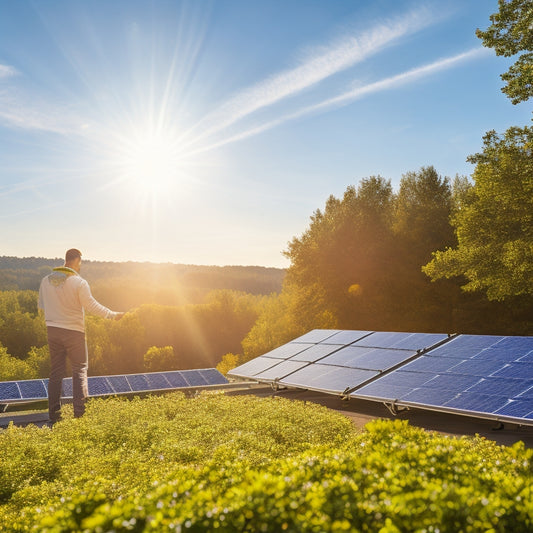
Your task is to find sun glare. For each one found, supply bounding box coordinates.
[113,129,185,198]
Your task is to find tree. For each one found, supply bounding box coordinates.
[476,0,533,104]
[144,346,176,372]
[423,126,533,300]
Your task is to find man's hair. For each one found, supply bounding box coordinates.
[65,248,82,262]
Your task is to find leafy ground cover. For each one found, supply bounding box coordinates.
[0,393,531,532]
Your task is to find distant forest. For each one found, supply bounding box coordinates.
[0,256,285,308]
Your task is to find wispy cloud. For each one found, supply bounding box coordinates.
[183,6,439,148]
[185,47,489,155]
[0,64,18,79]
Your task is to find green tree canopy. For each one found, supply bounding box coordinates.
[423,126,533,300]
[476,0,533,104]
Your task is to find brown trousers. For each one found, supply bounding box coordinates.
[47,326,88,420]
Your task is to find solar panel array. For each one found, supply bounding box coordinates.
[0,368,228,405]
[229,330,533,426]
[355,335,533,423]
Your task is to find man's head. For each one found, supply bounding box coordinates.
[65,248,82,272]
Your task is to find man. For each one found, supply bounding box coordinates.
[38,249,124,424]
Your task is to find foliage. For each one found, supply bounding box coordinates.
[423,127,533,301]
[0,395,531,532]
[476,0,533,104]
[144,346,176,372]
[0,257,284,302]
[216,353,244,376]
[0,346,35,381]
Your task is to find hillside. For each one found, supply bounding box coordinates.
[0,256,285,307]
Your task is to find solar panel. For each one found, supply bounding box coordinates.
[107,375,132,393]
[280,365,378,394]
[0,369,229,407]
[354,334,533,425]
[19,379,48,399]
[289,343,342,362]
[181,370,208,386]
[228,330,449,392]
[145,373,172,390]
[88,377,114,396]
[291,330,341,343]
[253,360,309,382]
[199,368,230,385]
[0,382,20,401]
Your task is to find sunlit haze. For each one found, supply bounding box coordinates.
[0,0,529,267]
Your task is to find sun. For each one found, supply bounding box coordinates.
[113,128,185,198]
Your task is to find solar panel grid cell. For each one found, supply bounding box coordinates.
[288,343,341,362]
[292,330,341,343]
[319,330,373,345]
[200,368,230,385]
[281,365,377,393]
[0,382,20,401]
[19,380,47,399]
[181,370,208,387]
[88,377,114,396]
[253,360,309,381]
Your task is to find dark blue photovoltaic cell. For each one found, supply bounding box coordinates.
[356,371,434,400]
[492,336,532,356]
[127,374,150,392]
[402,387,458,405]
[320,330,372,345]
[107,375,132,393]
[0,382,20,401]
[62,378,73,397]
[516,386,533,400]
[19,380,47,399]
[181,370,208,386]
[444,393,509,413]
[402,356,459,373]
[467,377,532,398]
[352,332,447,351]
[426,335,505,359]
[424,374,482,391]
[356,382,414,401]
[321,347,417,371]
[88,377,114,396]
[292,330,341,343]
[228,357,281,378]
[254,360,309,381]
[263,343,312,359]
[199,368,229,385]
[447,359,506,377]
[473,348,528,362]
[280,365,377,393]
[165,372,189,388]
[495,400,533,419]
[518,352,533,363]
[289,343,341,362]
[144,373,172,390]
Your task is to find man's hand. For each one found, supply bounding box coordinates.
[114,312,126,321]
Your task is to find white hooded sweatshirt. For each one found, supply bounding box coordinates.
[38,266,119,333]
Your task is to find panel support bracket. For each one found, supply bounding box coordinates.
[384,401,409,416]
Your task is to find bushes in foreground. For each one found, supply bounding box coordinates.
[0,393,531,532]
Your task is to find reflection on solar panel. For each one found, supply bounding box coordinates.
[354,334,533,425]
[229,330,449,394]
[229,330,533,426]
[0,369,228,405]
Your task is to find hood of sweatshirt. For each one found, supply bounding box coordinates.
[48,266,79,287]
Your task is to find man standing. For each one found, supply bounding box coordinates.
[38,249,124,424]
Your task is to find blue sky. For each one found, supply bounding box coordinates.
[0,0,530,267]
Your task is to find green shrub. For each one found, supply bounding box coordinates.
[0,394,531,532]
